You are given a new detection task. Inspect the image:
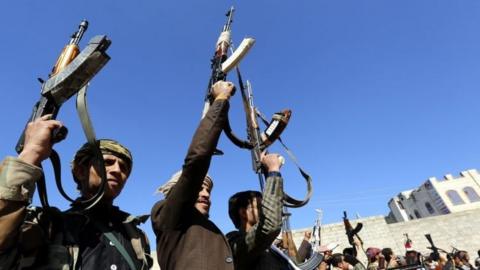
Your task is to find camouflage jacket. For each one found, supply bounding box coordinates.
[226,173,285,270]
[0,157,152,270]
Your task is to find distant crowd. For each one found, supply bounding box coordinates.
[274,230,480,270]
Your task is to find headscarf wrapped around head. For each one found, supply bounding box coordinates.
[71,139,133,184]
[156,170,213,198]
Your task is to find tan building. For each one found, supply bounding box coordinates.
[388,169,480,222]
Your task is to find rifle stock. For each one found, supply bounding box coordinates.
[221,37,255,73]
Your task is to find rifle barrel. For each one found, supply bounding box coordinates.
[223,6,235,31]
[70,20,89,45]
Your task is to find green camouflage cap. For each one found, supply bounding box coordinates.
[72,139,133,180]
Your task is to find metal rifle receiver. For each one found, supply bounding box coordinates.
[15,20,111,210]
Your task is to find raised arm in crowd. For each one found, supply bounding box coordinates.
[0,115,152,269]
[151,80,236,270]
[226,152,286,270]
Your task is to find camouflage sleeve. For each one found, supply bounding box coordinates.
[228,173,283,267]
[0,157,42,202]
[0,157,42,252]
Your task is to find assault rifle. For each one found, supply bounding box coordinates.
[425,234,440,261]
[311,209,323,251]
[202,7,312,208]
[235,73,312,208]
[282,208,301,263]
[278,207,324,270]
[16,20,111,209]
[202,6,255,151]
[343,211,363,256]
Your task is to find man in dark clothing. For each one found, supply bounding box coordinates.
[0,116,152,269]
[226,154,285,270]
[151,80,236,270]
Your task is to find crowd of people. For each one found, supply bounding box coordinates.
[0,80,289,269]
[273,232,480,270]
[0,56,476,270]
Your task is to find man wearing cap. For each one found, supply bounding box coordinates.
[151,80,235,270]
[0,115,152,269]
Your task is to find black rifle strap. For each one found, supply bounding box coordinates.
[37,149,65,209]
[37,166,50,209]
[50,149,76,203]
[257,112,313,208]
[91,219,137,270]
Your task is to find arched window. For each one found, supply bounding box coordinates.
[414,210,421,218]
[425,202,435,214]
[446,190,465,206]
[463,187,480,202]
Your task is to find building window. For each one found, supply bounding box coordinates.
[398,200,405,210]
[446,190,465,206]
[414,210,421,218]
[425,202,435,214]
[463,187,480,202]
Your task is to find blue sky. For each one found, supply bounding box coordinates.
[2,1,480,249]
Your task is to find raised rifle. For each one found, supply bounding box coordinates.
[425,234,440,261]
[277,207,324,270]
[311,209,323,251]
[282,207,301,263]
[232,64,313,208]
[201,7,312,208]
[16,20,111,210]
[202,6,253,119]
[343,211,363,256]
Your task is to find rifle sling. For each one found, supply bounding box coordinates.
[92,219,138,270]
[223,115,254,149]
[74,84,107,210]
[257,113,313,208]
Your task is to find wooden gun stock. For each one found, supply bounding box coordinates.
[50,44,80,76]
[283,231,301,264]
[50,20,88,77]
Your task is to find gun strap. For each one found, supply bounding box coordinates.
[74,84,107,210]
[36,149,65,209]
[257,112,313,208]
[46,84,105,210]
[37,166,51,209]
[92,220,137,270]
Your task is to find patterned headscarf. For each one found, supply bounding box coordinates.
[156,170,213,198]
[71,139,133,184]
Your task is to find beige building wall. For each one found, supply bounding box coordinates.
[431,170,480,213]
[389,169,480,222]
[292,208,480,266]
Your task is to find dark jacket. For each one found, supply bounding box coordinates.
[0,158,152,270]
[151,99,234,270]
[226,173,284,270]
